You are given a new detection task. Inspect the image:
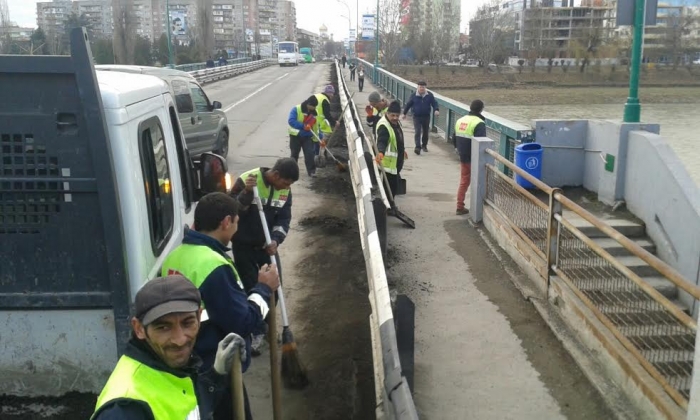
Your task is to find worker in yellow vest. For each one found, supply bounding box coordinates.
[365,91,388,133]
[374,100,408,198]
[452,99,486,215]
[288,95,322,177]
[160,192,280,420]
[92,275,246,420]
[315,85,340,137]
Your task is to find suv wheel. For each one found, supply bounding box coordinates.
[214,130,229,158]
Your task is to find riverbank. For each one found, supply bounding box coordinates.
[389,64,700,91]
[436,86,700,106]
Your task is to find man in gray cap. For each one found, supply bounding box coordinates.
[92,275,247,420]
[365,91,388,133]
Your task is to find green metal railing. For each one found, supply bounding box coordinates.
[358,59,535,173]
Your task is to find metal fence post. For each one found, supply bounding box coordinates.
[446,110,453,145]
[546,189,563,298]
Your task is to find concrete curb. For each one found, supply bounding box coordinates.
[334,61,419,420]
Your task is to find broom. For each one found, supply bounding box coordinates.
[252,187,310,390]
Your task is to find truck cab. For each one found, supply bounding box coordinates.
[0,28,229,397]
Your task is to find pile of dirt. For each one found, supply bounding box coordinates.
[308,172,353,197]
[298,214,353,235]
[0,392,96,419]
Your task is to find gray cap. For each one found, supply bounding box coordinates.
[368,91,381,103]
[135,275,201,326]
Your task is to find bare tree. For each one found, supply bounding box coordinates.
[377,0,406,69]
[0,0,12,54]
[661,2,700,69]
[195,0,214,61]
[470,1,513,72]
[112,0,136,64]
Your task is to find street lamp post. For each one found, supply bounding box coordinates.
[336,0,352,56]
[374,0,379,77]
[623,0,646,122]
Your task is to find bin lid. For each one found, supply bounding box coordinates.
[516,142,542,152]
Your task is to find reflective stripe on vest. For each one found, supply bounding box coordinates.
[315,93,332,134]
[239,168,290,209]
[375,117,398,175]
[92,355,199,420]
[454,115,482,138]
[162,243,244,298]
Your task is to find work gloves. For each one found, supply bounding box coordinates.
[365,105,373,116]
[213,333,247,375]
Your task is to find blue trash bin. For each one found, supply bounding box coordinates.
[514,143,543,189]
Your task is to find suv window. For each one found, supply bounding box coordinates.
[189,82,211,113]
[172,79,194,114]
[138,117,174,254]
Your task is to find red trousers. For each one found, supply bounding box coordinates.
[457,162,472,210]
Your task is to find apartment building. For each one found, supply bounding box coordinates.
[277,0,296,42]
[212,0,245,55]
[36,0,73,38]
[297,28,322,53]
[74,0,113,37]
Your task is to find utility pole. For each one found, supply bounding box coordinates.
[165,0,174,67]
[623,0,646,122]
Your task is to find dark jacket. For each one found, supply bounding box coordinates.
[349,63,356,73]
[288,99,320,139]
[183,229,272,373]
[403,91,439,118]
[452,112,486,164]
[319,93,337,128]
[230,168,292,247]
[366,106,386,133]
[377,120,405,173]
[92,338,226,420]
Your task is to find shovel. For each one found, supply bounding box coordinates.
[369,134,416,229]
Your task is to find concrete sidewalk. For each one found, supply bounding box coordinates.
[342,68,613,419]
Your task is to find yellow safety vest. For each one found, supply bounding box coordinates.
[454,114,483,138]
[315,93,333,134]
[375,116,399,174]
[239,168,290,209]
[288,104,320,141]
[92,355,199,420]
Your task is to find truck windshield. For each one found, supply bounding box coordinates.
[279,43,296,53]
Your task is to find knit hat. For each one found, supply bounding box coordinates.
[323,85,335,94]
[368,91,381,103]
[387,100,401,114]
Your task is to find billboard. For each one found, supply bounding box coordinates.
[361,14,375,40]
[170,10,187,36]
[400,0,411,25]
[349,28,357,41]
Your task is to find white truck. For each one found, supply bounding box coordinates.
[0,28,229,397]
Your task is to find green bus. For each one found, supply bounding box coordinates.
[300,47,313,63]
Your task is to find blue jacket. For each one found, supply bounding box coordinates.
[403,91,439,118]
[288,102,322,139]
[182,229,272,373]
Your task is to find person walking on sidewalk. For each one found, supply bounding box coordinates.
[357,65,365,92]
[452,99,486,216]
[375,101,408,198]
[341,54,347,68]
[288,95,322,177]
[160,192,280,420]
[349,61,357,81]
[365,91,388,133]
[402,80,439,155]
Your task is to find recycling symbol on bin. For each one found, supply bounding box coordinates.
[525,157,539,170]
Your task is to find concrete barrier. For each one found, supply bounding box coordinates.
[334,61,418,419]
[189,59,275,84]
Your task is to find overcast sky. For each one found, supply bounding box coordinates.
[5,0,490,38]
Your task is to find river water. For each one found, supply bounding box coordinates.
[488,104,699,186]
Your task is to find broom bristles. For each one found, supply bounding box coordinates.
[281,327,309,389]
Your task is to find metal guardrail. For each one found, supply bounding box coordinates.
[335,61,418,419]
[189,59,275,84]
[483,148,699,410]
[175,57,253,72]
[357,59,535,172]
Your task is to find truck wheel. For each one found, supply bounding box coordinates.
[214,130,229,158]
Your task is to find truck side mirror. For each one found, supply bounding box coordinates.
[195,153,230,199]
[212,101,222,110]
